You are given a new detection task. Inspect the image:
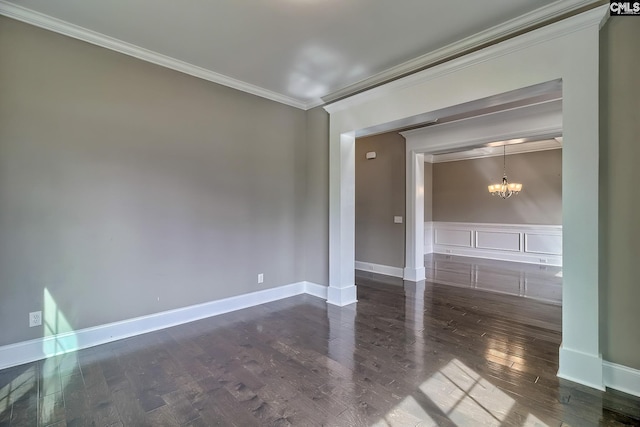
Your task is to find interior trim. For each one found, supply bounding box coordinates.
[0,281,326,371]
[0,0,601,111]
[426,139,561,163]
[322,0,602,104]
[603,361,640,398]
[0,0,310,110]
[355,261,404,278]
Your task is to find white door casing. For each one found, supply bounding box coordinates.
[324,6,607,390]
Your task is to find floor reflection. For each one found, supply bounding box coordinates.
[425,253,562,304]
[1,275,637,426]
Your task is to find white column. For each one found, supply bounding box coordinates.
[404,151,425,281]
[327,129,357,306]
[557,22,603,389]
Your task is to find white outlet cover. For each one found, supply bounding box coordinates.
[394,216,403,223]
[257,273,264,284]
[29,311,42,327]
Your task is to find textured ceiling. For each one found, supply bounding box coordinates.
[3,0,586,108]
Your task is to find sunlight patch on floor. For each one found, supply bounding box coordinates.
[373,395,437,426]
[377,359,550,426]
[0,366,36,415]
[524,413,549,426]
[41,288,79,426]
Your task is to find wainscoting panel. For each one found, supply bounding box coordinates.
[525,233,563,255]
[434,228,473,248]
[476,231,521,252]
[427,222,562,266]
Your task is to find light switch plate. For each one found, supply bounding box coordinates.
[394,216,403,224]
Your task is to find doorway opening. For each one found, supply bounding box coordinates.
[324,5,604,391]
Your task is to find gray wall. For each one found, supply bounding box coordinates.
[432,150,562,225]
[424,162,433,221]
[599,17,640,370]
[0,17,307,346]
[355,133,405,268]
[303,107,330,285]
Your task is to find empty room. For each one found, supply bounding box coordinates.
[1,1,639,426]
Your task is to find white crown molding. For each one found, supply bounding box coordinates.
[428,139,561,163]
[0,0,602,112]
[324,5,608,115]
[322,0,602,104]
[0,0,314,110]
[304,99,327,110]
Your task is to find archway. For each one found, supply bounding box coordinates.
[324,6,607,390]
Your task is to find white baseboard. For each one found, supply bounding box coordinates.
[0,281,327,371]
[3,280,636,399]
[557,346,604,391]
[433,246,562,266]
[403,266,426,282]
[355,261,404,278]
[327,285,358,307]
[603,361,640,397]
[304,281,329,299]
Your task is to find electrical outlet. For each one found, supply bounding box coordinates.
[257,273,264,284]
[29,311,42,327]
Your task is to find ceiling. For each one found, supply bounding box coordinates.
[0,0,597,109]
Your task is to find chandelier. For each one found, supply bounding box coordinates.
[488,146,522,199]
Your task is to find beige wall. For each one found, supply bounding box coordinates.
[599,17,640,370]
[0,17,307,346]
[355,133,406,268]
[431,150,562,225]
[303,107,330,285]
[424,162,433,221]
[2,13,639,374]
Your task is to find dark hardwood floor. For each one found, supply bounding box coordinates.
[425,253,563,305]
[1,274,638,426]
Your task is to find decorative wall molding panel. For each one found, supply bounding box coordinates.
[0,281,326,370]
[424,222,434,254]
[426,221,562,266]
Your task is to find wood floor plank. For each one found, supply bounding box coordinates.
[2,256,639,426]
